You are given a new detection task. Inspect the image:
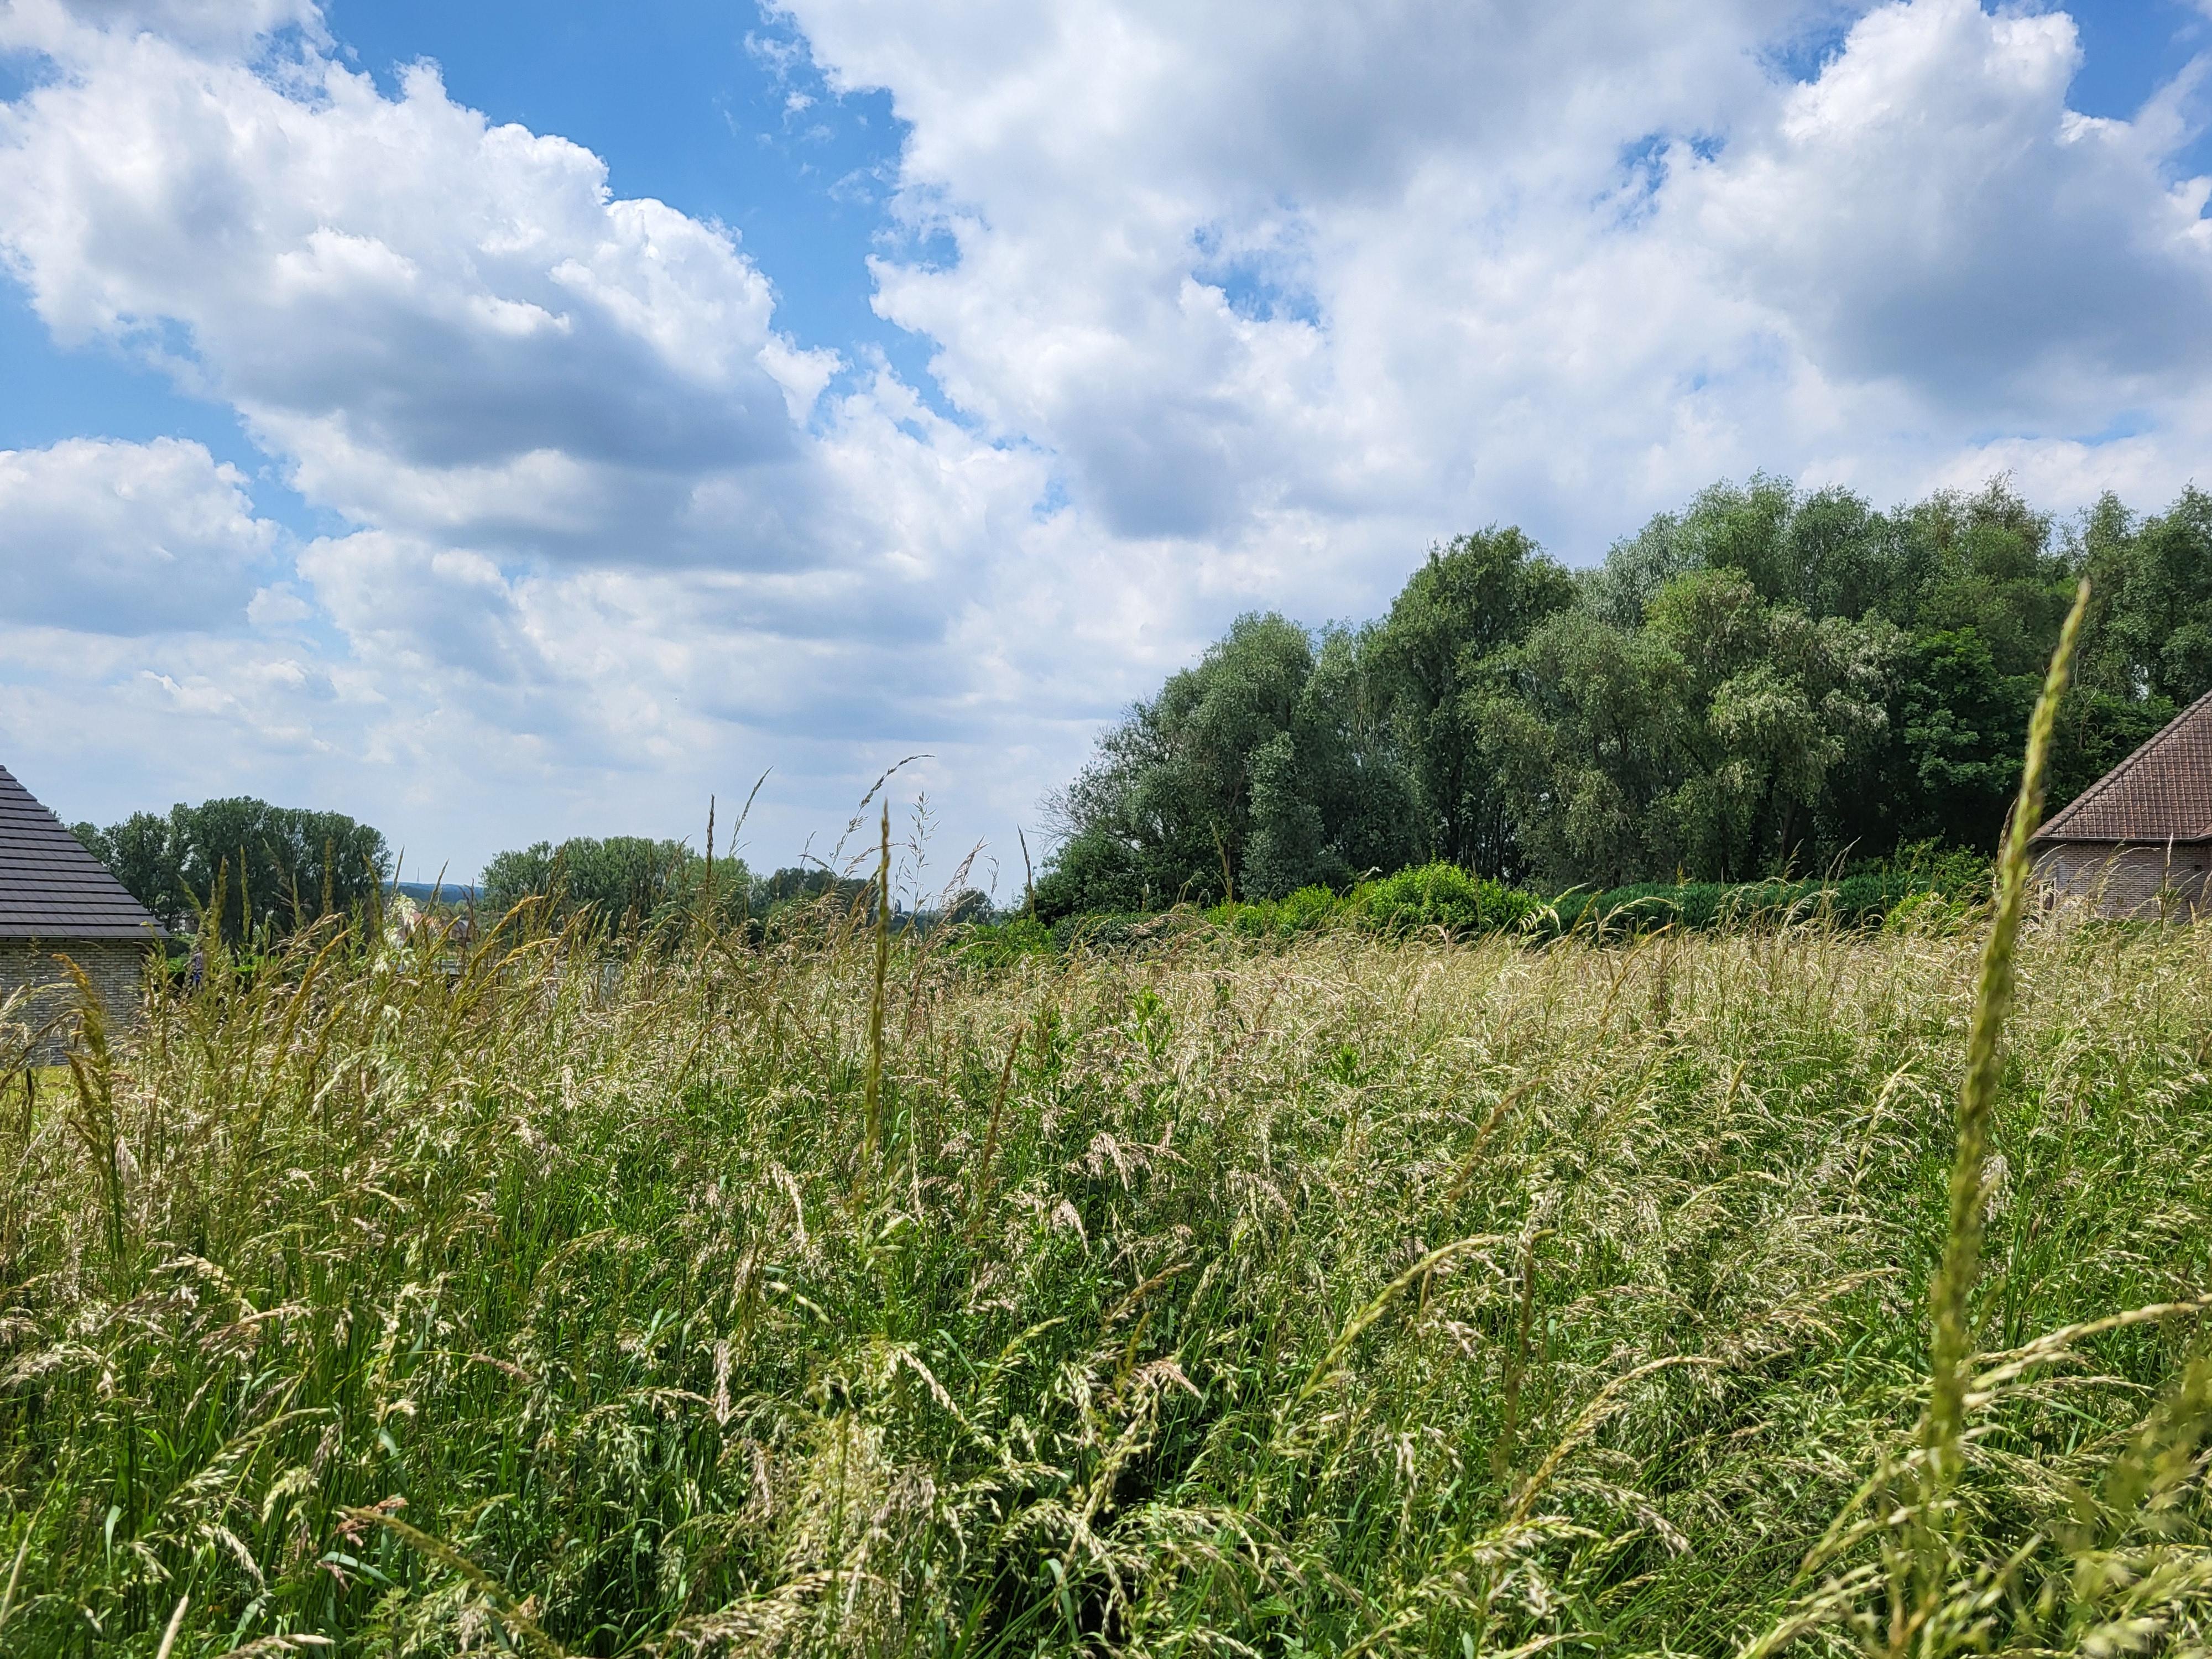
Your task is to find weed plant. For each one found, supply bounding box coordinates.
[1005,853,1994,957]
[6,790,2212,1644]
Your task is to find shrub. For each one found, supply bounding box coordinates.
[1203,884,1351,941]
[1549,858,1993,937]
[951,912,1053,971]
[1354,860,1542,936]
[982,854,1992,957]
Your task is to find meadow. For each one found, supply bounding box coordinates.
[4,864,2212,1656]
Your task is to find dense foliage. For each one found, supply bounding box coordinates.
[1038,476,2200,914]
[947,849,1988,971]
[6,897,2211,1655]
[477,835,758,933]
[471,841,927,938]
[70,797,389,945]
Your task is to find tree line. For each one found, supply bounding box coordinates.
[71,806,971,951]
[477,836,754,933]
[76,473,2208,941]
[72,799,391,945]
[477,840,993,933]
[1035,476,2212,916]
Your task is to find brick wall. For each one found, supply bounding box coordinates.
[0,939,154,1063]
[2033,842,2212,919]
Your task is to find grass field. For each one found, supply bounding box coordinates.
[3,885,2211,1656]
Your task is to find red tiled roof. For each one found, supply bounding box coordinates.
[2036,688,2212,844]
[0,763,165,940]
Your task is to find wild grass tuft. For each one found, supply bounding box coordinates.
[5,723,2212,1652]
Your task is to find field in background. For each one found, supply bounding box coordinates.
[3,906,2211,1656]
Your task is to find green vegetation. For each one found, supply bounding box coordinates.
[71,797,390,945]
[11,554,2208,1657]
[478,836,756,935]
[1548,844,1994,937]
[472,838,997,943]
[1344,862,1542,937]
[8,869,2212,1649]
[957,847,1990,963]
[1037,475,2204,914]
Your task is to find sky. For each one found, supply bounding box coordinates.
[2,0,2210,895]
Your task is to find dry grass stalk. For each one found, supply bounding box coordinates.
[1,785,2208,1654]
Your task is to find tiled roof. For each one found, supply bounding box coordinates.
[0,763,165,940]
[2036,688,2212,845]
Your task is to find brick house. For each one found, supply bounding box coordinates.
[2032,690,2212,918]
[1,763,165,1060]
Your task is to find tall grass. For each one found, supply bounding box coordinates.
[5,796,2212,1644]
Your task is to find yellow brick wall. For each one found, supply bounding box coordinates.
[2033,842,2212,919]
[0,939,155,1063]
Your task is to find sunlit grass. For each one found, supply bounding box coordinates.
[2,875,2209,1656]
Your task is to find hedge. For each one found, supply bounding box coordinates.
[953,851,1992,964]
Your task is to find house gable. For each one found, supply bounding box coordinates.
[0,764,165,941]
[2034,689,2212,846]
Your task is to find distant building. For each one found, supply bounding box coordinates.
[2032,691,2212,918]
[0,763,166,1060]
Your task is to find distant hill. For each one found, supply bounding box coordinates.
[387,879,478,905]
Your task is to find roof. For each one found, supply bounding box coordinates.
[0,764,165,940]
[2036,688,2212,845]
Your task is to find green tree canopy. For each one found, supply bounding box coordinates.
[73,798,390,944]
[1486,569,1893,886]
[478,836,752,933]
[1039,612,1319,913]
[1364,528,1577,878]
[1039,474,2212,905]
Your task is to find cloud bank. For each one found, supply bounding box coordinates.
[0,0,2206,879]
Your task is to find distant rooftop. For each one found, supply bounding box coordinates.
[0,764,166,940]
[2036,689,2212,845]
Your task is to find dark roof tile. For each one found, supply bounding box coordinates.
[2035,690,2212,844]
[0,764,165,939]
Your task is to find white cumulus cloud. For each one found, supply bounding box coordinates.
[0,436,279,633]
[1,0,2209,873]
[787,0,2212,560]
[1676,0,2212,416]
[0,6,836,567]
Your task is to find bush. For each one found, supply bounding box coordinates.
[1204,884,1352,941]
[951,912,1053,971]
[1279,881,1343,932]
[1355,861,1542,937]
[975,851,1993,958]
[1549,855,1991,937]
[1030,830,1149,921]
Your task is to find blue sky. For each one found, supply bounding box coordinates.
[2,0,2210,887]
[2048,0,2211,127]
[0,0,925,535]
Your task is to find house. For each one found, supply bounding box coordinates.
[2032,690,2212,918]
[0,763,165,1059]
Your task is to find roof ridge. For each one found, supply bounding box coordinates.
[2036,687,2212,844]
